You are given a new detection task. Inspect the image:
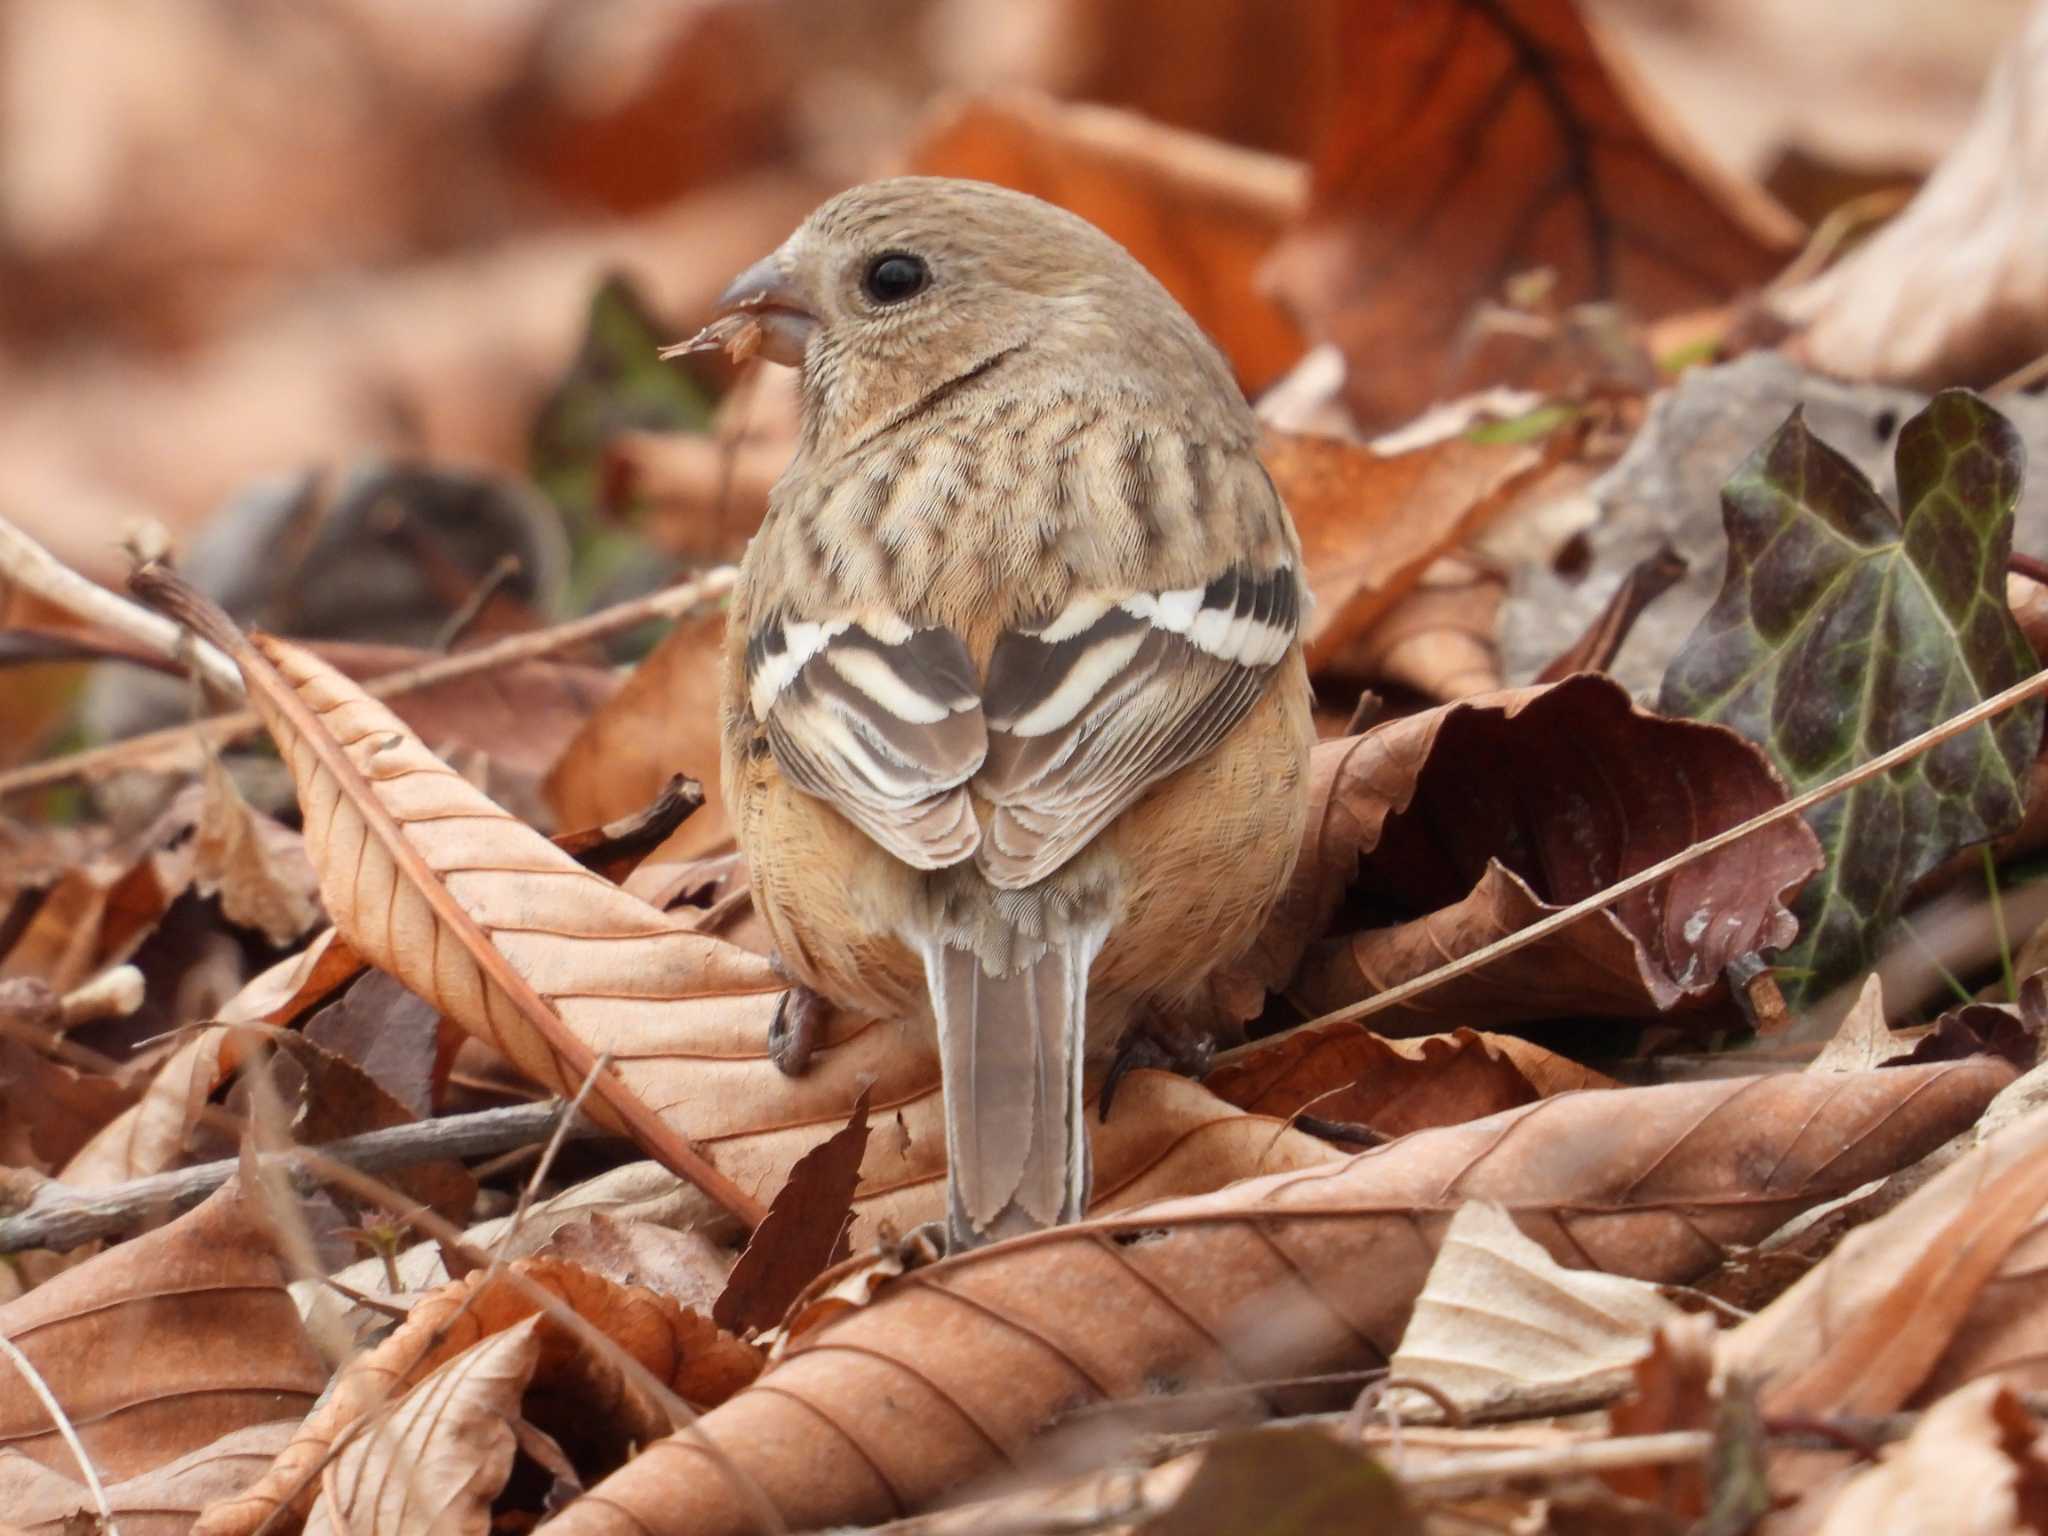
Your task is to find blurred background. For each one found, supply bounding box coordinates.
[0,0,2037,787]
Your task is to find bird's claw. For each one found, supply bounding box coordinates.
[768,983,828,1076]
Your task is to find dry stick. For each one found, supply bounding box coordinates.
[0,1101,610,1253]
[430,551,523,652]
[0,513,241,697]
[1243,662,2048,1046]
[131,563,768,1231]
[0,562,739,798]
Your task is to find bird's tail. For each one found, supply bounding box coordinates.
[924,932,1101,1247]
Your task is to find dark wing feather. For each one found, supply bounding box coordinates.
[975,564,1301,889]
[749,616,987,869]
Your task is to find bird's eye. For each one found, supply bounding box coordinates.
[862,253,930,305]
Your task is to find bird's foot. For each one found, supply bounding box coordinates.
[768,980,829,1076]
[1099,1019,1214,1121]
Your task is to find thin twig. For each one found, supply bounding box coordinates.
[1990,349,2048,399]
[431,552,523,652]
[0,1101,612,1253]
[0,563,738,798]
[1234,662,2048,1045]
[0,1328,122,1534]
[494,1054,609,1265]
[1399,1429,1710,1499]
[0,514,240,696]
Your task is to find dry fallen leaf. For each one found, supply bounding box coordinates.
[54,932,362,1191]
[201,1256,763,1536]
[1775,2,2048,390]
[542,605,734,859]
[136,567,779,1225]
[1134,1426,1418,1536]
[1807,1379,2048,1535]
[1809,974,1903,1073]
[1385,1200,1683,1420]
[0,1419,298,1536]
[1264,0,1799,427]
[193,750,320,949]
[714,1089,871,1336]
[906,92,1307,394]
[303,1317,538,1536]
[1204,1024,1617,1139]
[0,1181,326,1482]
[1243,675,1823,1032]
[317,640,621,782]
[1601,1314,1723,1518]
[545,1062,2006,1535]
[1722,1103,2048,1417]
[1339,553,1508,702]
[1261,426,1554,674]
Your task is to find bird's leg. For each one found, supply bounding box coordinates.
[1098,1015,1215,1120]
[767,954,829,1077]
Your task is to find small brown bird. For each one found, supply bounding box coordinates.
[708,178,1313,1247]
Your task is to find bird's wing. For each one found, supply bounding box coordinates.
[746,611,988,868]
[974,563,1302,889]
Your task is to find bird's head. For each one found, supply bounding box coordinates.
[698,177,1235,449]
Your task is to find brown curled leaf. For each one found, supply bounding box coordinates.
[544,1061,2009,1535]
[195,1256,762,1536]
[1239,674,1823,1033]
[1262,424,1559,675]
[1205,1024,1616,1139]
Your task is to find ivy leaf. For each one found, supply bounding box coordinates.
[1660,389,2041,1001]
[530,272,715,528]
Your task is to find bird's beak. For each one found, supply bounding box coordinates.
[710,255,816,366]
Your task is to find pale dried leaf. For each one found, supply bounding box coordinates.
[133,569,784,1222]
[303,1317,538,1536]
[1340,553,1506,701]
[1386,1201,1683,1418]
[214,1257,761,1536]
[1776,3,2048,389]
[1205,1024,1616,1138]
[1810,975,1901,1073]
[194,751,320,948]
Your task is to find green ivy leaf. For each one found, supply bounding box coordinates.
[1660,389,2042,1001]
[529,272,714,528]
